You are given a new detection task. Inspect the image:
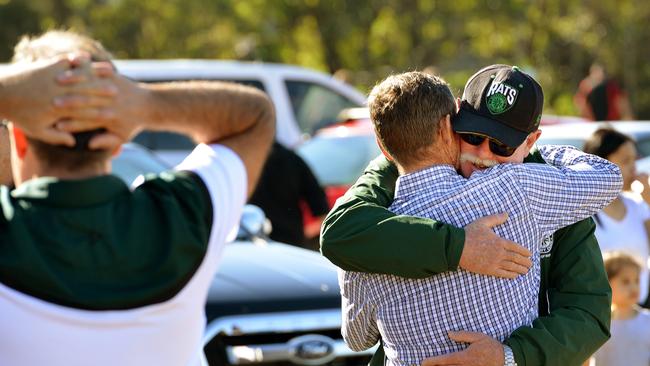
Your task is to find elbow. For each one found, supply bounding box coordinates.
[342,333,375,352]
[341,321,378,352]
[257,93,276,143]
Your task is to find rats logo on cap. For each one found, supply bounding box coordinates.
[485,81,520,115]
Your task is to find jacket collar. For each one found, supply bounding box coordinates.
[11,175,129,207]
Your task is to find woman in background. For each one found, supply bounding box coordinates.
[583,128,650,307]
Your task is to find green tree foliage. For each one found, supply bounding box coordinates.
[1,0,649,117]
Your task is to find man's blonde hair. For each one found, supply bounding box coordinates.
[12,30,113,63]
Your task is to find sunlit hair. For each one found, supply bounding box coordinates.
[13,30,113,63]
[603,251,642,280]
[368,71,455,167]
[11,30,114,172]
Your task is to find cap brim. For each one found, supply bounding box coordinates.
[452,108,528,148]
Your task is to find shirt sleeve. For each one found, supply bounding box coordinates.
[320,155,465,278]
[176,144,247,245]
[514,145,622,235]
[338,270,381,352]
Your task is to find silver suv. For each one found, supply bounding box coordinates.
[115,60,366,165]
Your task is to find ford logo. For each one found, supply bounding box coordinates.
[287,334,336,365]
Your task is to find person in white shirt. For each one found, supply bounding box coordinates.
[0,30,274,366]
[584,128,650,306]
[592,252,650,366]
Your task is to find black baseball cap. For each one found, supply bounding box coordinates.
[452,64,544,148]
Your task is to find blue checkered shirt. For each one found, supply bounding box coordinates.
[339,145,622,366]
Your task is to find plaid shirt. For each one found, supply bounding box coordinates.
[339,145,622,366]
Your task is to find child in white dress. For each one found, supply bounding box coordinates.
[592,252,650,366]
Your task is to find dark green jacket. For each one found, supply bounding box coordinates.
[321,151,611,366]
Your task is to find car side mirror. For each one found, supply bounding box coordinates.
[237,204,272,241]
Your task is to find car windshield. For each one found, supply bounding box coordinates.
[297,134,380,186]
[286,80,361,134]
[538,135,650,159]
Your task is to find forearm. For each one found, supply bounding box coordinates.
[140,81,274,144]
[505,219,611,365]
[0,70,19,119]
[0,63,51,122]
[322,198,464,277]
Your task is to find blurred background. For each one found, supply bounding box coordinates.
[1,0,649,118]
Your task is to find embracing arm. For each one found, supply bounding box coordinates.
[320,155,465,278]
[505,218,611,366]
[321,155,529,279]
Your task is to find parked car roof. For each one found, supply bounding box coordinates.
[538,121,650,158]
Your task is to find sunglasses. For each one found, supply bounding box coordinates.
[459,133,517,157]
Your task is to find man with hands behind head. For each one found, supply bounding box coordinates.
[0,30,274,366]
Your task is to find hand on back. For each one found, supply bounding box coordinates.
[461,213,532,279]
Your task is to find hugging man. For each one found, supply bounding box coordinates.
[336,68,621,366]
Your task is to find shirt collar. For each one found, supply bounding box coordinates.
[11,175,129,207]
[394,164,460,198]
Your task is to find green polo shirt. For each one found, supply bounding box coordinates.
[0,172,212,310]
[321,149,612,366]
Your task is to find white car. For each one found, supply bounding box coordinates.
[114,60,367,165]
[538,121,650,176]
[538,121,650,158]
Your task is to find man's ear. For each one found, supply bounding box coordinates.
[111,145,122,157]
[439,114,455,143]
[375,136,393,161]
[11,126,28,159]
[525,129,542,149]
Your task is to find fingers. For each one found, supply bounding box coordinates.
[421,353,461,366]
[503,240,532,257]
[88,132,124,150]
[501,260,530,275]
[92,62,115,78]
[471,212,508,229]
[54,94,116,110]
[38,127,75,147]
[55,115,115,133]
[448,331,486,344]
[508,250,533,268]
[493,268,518,279]
[57,62,116,88]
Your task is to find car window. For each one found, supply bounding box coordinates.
[133,131,195,150]
[635,138,650,158]
[112,145,169,185]
[297,134,380,186]
[286,80,360,134]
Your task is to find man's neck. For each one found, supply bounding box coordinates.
[399,154,455,175]
[18,164,110,185]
